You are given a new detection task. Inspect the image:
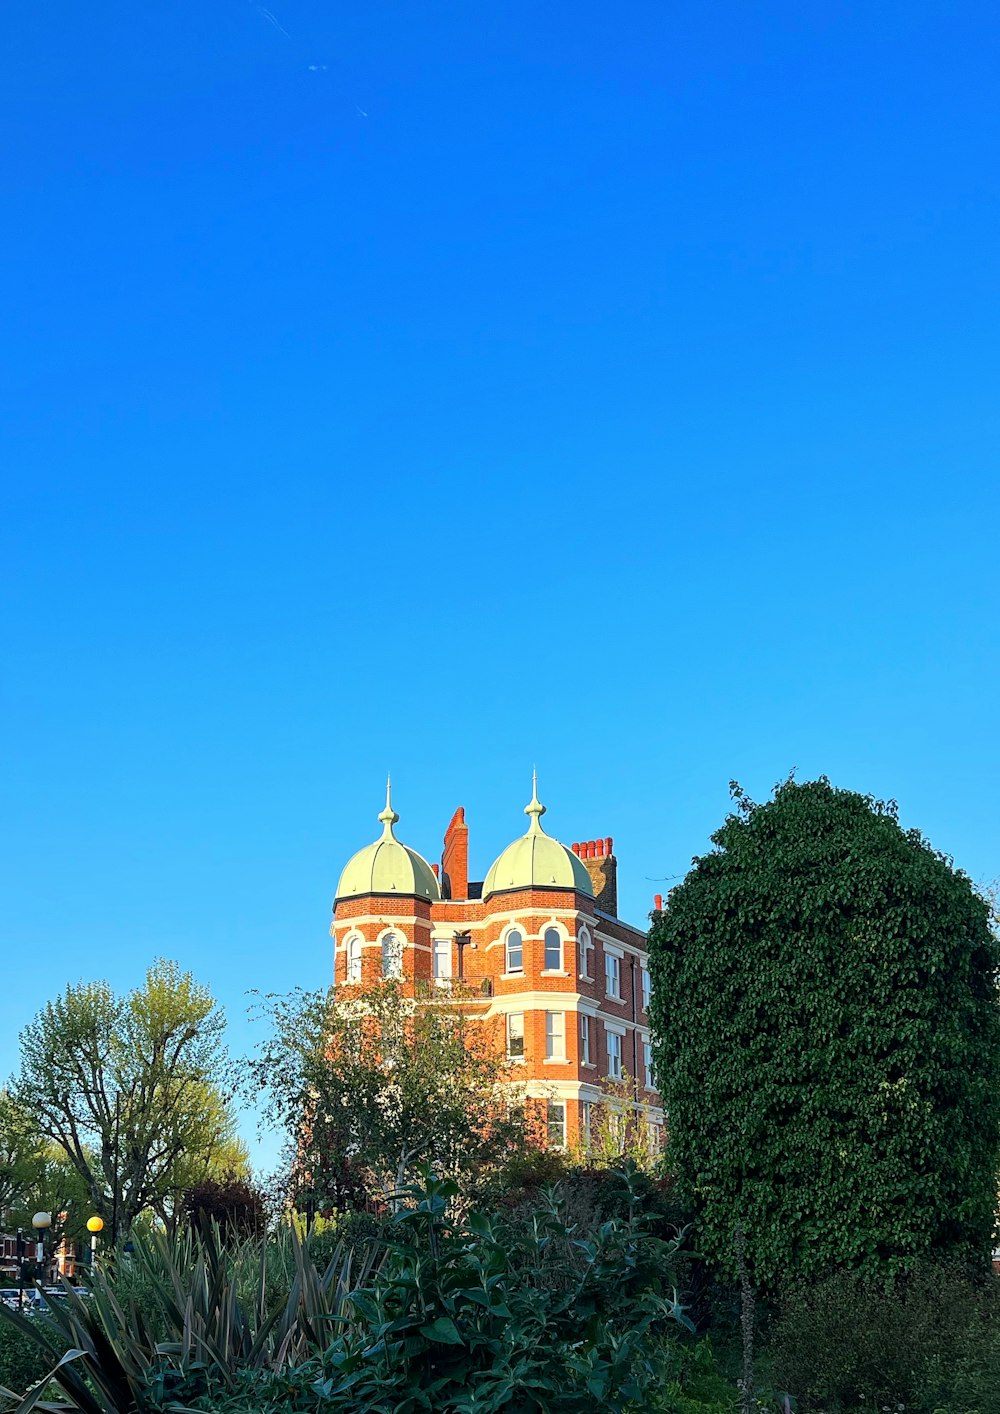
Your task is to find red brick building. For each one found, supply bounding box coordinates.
[330,778,663,1153]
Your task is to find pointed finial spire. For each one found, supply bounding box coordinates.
[524,768,547,833]
[378,773,399,836]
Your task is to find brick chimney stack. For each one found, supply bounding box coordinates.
[442,807,469,901]
[571,836,618,917]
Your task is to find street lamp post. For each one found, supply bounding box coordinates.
[86,1216,104,1269]
[18,1212,52,1310]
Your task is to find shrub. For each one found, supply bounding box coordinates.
[0,1317,55,1400]
[180,1173,269,1240]
[650,1338,742,1414]
[649,778,1000,1289]
[282,1170,690,1412]
[770,1260,1000,1412]
[143,1169,696,1414]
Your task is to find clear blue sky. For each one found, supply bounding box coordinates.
[2,1,998,1173]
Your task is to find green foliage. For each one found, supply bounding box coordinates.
[0,1091,94,1253]
[0,1319,55,1402]
[649,1338,742,1414]
[649,778,1000,1288]
[0,1092,44,1217]
[572,1075,663,1173]
[254,982,531,1206]
[491,1153,685,1250]
[159,1168,695,1414]
[12,960,243,1239]
[0,1171,712,1414]
[0,1220,375,1413]
[769,1261,1000,1412]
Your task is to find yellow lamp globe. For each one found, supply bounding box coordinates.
[86,1216,104,1235]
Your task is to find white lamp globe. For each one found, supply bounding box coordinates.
[31,1212,52,1230]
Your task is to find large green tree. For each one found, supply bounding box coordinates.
[254,982,530,1208]
[648,778,1000,1287]
[12,960,242,1240]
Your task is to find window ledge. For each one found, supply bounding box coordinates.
[540,969,571,977]
[507,1056,526,1065]
[500,972,525,981]
[543,1058,571,1066]
[581,1061,596,1069]
[604,994,626,1006]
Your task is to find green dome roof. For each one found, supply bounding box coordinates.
[335,780,441,904]
[482,776,593,901]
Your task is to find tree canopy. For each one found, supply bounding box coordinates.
[648,777,1000,1288]
[12,959,243,1239]
[0,1089,44,1216]
[254,982,530,1208]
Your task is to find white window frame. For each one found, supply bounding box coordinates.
[604,951,622,1001]
[577,926,593,980]
[606,1028,623,1080]
[380,930,404,980]
[582,1100,593,1147]
[504,927,524,975]
[580,1012,592,1066]
[643,1038,655,1089]
[546,1100,566,1150]
[345,933,363,984]
[607,1106,625,1145]
[433,938,452,983]
[506,1011,525,1061]
[542,925,564,973]
[545,1010,566,1061]
[641,967,651,1012]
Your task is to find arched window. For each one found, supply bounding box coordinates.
[505,929,523,974]
[346,935,362,984]
[382,933,403,979]
[543,927,562,971]
[577,928,593,979]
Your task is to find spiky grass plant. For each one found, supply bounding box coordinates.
[0,1222,378,1414]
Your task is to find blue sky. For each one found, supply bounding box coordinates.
[2,1,998,1172]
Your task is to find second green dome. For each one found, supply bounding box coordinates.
[482,777,593,900]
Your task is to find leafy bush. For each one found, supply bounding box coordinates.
[303,1210,388,1271]
[253,1172,689,1412]
[136,1169,695,1414]
[649,778,1000,1289]
[0,1317,55,1400]
[168,1339,742,1414]
[770,1260,1000,1412]
[1,1172,704,1414]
